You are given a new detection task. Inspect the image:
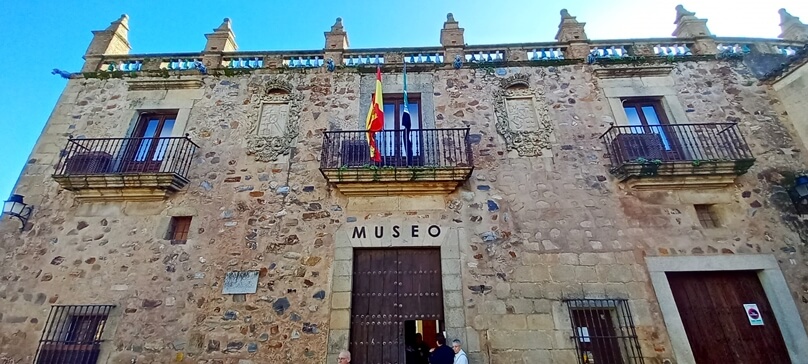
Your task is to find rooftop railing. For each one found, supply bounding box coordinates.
[85,37,806,73]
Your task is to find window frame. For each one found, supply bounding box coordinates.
[123,111,180,173]
[373,93,427,166]
[621,97,685,160]
[564,299,645,364]
[380,93,423,131]
[166,216,193,243]
[35,305,114,364]
[694,204,719,228]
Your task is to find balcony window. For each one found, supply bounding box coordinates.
[600,101,755,188]
[52,111,198,201]
[378,95,423,165]
[623,99,675,155]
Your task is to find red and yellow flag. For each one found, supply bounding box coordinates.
[365,66,384,162]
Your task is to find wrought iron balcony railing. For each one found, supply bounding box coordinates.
[319,128,473,195]
[52,136,199,201]
[600,123,755,185]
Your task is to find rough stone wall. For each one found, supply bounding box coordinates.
[1,58,808,364]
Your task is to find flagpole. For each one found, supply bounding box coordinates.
[402,62,413,166]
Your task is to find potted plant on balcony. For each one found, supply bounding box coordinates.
[634,157,663,176]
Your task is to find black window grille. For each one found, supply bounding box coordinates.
[564,299,645,364]
[694,204,719,228]
[34,305,115,364]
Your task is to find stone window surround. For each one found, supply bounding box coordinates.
[325,225,470,364]
[123,90,199,139]
[154,206,199,243]
[646,255,808,364]
[600,77,690,127]
[358,73,436,130]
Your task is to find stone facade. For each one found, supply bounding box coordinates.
[3,7,808,364]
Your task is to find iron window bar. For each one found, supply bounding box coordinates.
[564,299,645,364]
[34,305,115,364]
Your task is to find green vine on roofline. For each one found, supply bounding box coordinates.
[82,70,131,80]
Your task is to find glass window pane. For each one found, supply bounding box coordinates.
[379,104,396,156]
[135,140,152,161]
[135,118,159,161]
[641,106,671,150]
[403,104,421,156]
[623,106,645,135]
[383,104,396,130]
[153,119,175,161]
[140,118,160,138]
[159,119,175,137]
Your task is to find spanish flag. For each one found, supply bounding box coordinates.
[365,66,384,162]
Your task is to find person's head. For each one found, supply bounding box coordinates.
[436,333,447,346]
[338,350,351,363]
[452,339,462,354]
[415,333,423,343]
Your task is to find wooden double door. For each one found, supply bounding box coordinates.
[350,248,444,364]
[667,271,790,364]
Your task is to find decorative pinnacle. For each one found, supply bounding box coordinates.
[779,8,801,25]
[674,4,697,23]
[107,14,129,30]
[331,17,344,31]
[216,18,232,31]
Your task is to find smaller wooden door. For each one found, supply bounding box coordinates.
[667,271,790,364]
[125,113,176,172]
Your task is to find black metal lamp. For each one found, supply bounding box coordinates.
[789,175,808,215]
[3,194,33,231]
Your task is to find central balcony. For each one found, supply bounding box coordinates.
[53,136,198,201]
[319,128,473,196]
[600,123,755,189]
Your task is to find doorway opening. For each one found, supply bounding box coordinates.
[667,270,790,364]
[350,248,444,364]
[403,320,446,364]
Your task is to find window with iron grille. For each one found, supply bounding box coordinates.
[166,216,192,243]
[35,305,115,364]
[564,299,645,364]
[694,204,719,228]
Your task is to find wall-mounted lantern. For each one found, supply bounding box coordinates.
[3,194,33,231]
[788,175,808,215]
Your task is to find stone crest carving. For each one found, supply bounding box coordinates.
[493,74,553,157]
[246,79,303,162]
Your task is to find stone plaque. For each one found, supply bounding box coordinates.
[258,103,290,137]
[222,271,259,294]
[505,97,539,131]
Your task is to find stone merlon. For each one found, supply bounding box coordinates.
[780,8,808,41]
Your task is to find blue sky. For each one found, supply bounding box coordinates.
[0,0,804,198]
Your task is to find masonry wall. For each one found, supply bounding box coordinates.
[774,62,808,155]
[2,58,808,364]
